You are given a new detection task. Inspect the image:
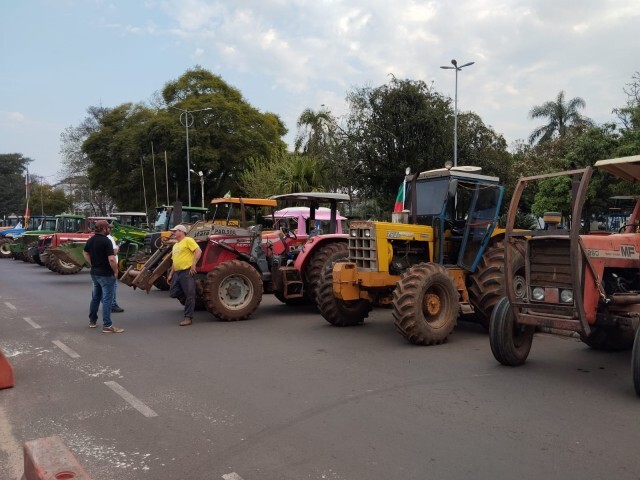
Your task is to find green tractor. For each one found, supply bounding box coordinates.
[48,220,150,276]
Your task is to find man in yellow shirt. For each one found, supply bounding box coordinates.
[167,225,202,326]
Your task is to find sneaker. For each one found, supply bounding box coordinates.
[102,325,124,333]
[89,322,97,328]
[111,306,124,313]
[179,318,193,326]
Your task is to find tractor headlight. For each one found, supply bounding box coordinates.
[560,289,573,304]
[350,229,357,237]
[532,287,545,301]
[364,230,371,238]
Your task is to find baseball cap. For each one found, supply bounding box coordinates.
[170,224,188,233]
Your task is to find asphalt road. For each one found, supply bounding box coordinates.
[1,258,640,480]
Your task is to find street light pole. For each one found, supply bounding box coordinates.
[190,169,205,208]
[440,59,474,167]
[170,106,212,206]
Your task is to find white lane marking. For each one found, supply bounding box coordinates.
[23,317,41,329]
[104,381,158,418]
[52,340,80,359]
[222,474,245,480]
[4,302,16,310]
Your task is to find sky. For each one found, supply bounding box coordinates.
[1,0,639,181]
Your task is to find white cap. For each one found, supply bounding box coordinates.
[170,224,188,233]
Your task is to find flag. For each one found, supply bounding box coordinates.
[24,170,32,227]
[223,191,231,199]
[393,181,405,212]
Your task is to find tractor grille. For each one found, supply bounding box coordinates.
[348,222,378,271]
[528,238,572,288]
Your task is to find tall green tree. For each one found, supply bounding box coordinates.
[79,67,289,211]
[528,90,592,144]
[0,153,31,218]
[294,107,335,156]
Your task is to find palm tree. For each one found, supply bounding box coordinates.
[528,91,592,144]
[294,107,335,155]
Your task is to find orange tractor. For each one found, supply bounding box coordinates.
[491,154,640,396]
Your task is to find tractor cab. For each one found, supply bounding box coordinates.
[152,204,208,232]
[111,212,149,229]
[404,166,503,271]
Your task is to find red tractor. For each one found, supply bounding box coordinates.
[491,154,640,396]
[125,193,350,321]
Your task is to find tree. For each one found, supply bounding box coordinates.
[528,90,593,144]
[0,153,31,218]
[294,107,335,156]
[238,152,326,198]
[79,67,289,211]
[29,182,73,216]
[342,77,452,214]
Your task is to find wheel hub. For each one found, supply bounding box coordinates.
[423,293,441,316]
[219,275,252,308]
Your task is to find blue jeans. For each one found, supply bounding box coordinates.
[169,270,196,319]
[89,274,116,327]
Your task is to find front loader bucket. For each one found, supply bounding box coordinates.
[50,243,86,268]
[132,255,173,293]
[121,244,173,292]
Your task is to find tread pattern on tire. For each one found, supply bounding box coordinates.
[316,265,371,326]
[468,241,525,326]
[392,262,459,346]
[489,296,534,366]
[304,242,348,304]
[203,259,263,322]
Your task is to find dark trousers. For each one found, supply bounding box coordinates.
[169,270,196,319]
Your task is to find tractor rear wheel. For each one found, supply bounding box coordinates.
[579,326,635,351]
[316,267,372,326]
[25,241,37,263]
[304,242,348,304]
[0,238,12,259]
[203,260,263,321]
[47,255,83,275]
[468,242,526,329]
[392,263,458,345]
[632,328,640,396]
[489,296,534,366]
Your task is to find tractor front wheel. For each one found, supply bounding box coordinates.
[203,260,263,321]
[316,266,371,326]
[392,263,458,345]
[632,328,640,396]
[489,296,534,366]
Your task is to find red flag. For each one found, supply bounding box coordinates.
[393,182,405,212]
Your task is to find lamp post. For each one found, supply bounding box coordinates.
[170,106,212,206]
[440,59,474,167]
[190,169,205,208]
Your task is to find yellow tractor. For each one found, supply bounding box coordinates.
[317,165,526,345]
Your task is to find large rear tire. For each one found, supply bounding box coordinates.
[392,263,459,345]
[304,242,348,304]
[0,238,12,259]
[47,255,83,275]
[632,328,640,396]
[489,296,534,366]
[25,241,38,263]
[579,327,635,351]
[203,260,263,321]
[316,263,372,326]
[468,242,526,328]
